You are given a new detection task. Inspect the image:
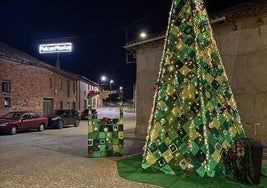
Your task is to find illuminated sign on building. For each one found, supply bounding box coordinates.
[39,42,72,54]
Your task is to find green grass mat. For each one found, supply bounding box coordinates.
[117,154,267,188]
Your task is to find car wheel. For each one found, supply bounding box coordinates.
[9,126,17,135]
[57,120,64,129]
[74,119,80,127]
[38,123,45,132]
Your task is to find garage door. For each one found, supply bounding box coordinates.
[43,98,54,115]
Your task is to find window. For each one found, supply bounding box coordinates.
[4,98,11,107]
[88,85,92,91]
[59,101,63,109]
[60,78,63,90]
[67,80,70,97]
[73,82,75,94]
[65,110,71,115]
[22,113,31,119]
[2,80,11,93]
[30,113,39,118]
[49,78,52,89]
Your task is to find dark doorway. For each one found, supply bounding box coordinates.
[43,98,54,115]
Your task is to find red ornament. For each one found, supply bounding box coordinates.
[228,152,235,159]
[103,117,109,122]
[117,89,123,96]
[165,132,170,138]
[177,34,183,40]
[208,39,212,44]
[153,87,157,92]
[184,58,189,63]
[88,91,94,97]
[88,149,94,154]
[186,15,191,22]
[226,105,232,111]
[186,141,190,147]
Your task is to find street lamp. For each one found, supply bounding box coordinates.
[109,80,114,91]
[101,76,107,82]
[109,80,114,102]
[98,75,107,90]
[140,32,147,39]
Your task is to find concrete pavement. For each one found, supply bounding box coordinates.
[0,111,162,188]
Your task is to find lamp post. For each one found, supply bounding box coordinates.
[109,80,114,102]
[109,80,114,91]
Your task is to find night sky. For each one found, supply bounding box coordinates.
[0,0,251,98]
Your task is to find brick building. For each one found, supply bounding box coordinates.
[125,1,267,148]
[0,41,100,116]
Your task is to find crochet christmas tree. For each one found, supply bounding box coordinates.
[142,0,246,177]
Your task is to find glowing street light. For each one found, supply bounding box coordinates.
[98,75,107,89]
[109,80,114,91]
[109,80,114,102]
[140,32,147,39]
[101,76,107,82]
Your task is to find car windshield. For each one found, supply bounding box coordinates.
[51,110,66,115]
[1,112,23,119]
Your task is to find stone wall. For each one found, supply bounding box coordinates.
[0,58,77,116]
[213,13,267,146]
[135,40,163,135]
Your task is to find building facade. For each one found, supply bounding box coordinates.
[125,1,267,147]
[0,41,100,116]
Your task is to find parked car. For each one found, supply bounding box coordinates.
[80,109,98,120]
[0,111,48,135]
[46,109,80,129]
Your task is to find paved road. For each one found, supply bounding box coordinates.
[0,107,159,188]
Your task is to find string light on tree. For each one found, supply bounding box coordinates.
[142,0,246,177]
